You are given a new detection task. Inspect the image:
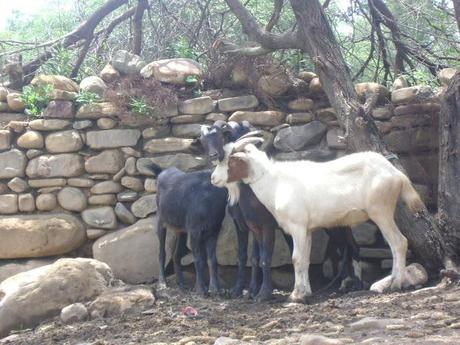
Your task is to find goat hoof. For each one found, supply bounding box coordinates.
[209,287,223,298]
[288,291,308,304]
[255,289,272,302]
[230,285,244,298]
[249,285,259,299]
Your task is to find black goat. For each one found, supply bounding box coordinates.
[200,121,363,300]
[145,163,227,296]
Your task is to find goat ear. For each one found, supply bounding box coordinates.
[200,125,211,136]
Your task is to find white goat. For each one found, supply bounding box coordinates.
[211,138,423,302]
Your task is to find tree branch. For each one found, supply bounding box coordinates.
[265,0,284,32]
[132,0,149,55]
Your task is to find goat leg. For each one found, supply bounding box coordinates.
[230,214,249,298]
[206,232,221,296]
[255,227,275,302]
[191,233,208,296]
[173,233,187,290]
[157,218,167,288]
[249,239,260,298]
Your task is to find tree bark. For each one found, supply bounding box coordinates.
[453,0,460,34]
[438,72,460,262]
[225,0,452,273]
[132,0,148,55]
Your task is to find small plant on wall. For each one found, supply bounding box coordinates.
[129,97,153,116]
[75,90,101,108]
[21,84,54,118]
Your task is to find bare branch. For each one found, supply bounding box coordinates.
[265,0,284,32]
[132,0,149,55]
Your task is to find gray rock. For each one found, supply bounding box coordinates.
[88,286,155,319]
[111,50,146,75]
[18,193,35,212]
[8,177,28,193]
[170,114,206,124]
[351,222,379,246]
[0,214,86,259]
[141,126,170,139]
[117,191,138,202]
[206,113,227,122]
[76,102,119,119]
[44,100,74,119]
[114,202,137,225]
[214,337,242,345]
[274,148,336,162]
[35,193,57,211]
[60,303,88,324]
[372,106,393,120]
[359,247,392,259]
[140,58,202,85]
[17,131,44,149]
[384,127,437,153]
[274,121,327,152]
[6,93,25,112]
[28,119,71,131]
[87,229,108,240]
[45,130,83,153]
[96,117,117,129]
[171,124,202,138]
[137,155,206,173]
[217,95,258,112]
[31,75,79,92]
[391,85,433,104]
[438,67,458,86]
[0,130,11,150]
[179,96,214,114]
[349,317,403,331]
[131,194,157,218]
[92,217,175,283]
[0,149,27,178]
[79,76,107,98]
[144,178,156,193]
[121,147,142,157]
[121,176,144,192]
[393,76,408,90]
[28,178,66,188]
[144,137,196,153]
[316,107,337,124]
[0,258,112,338]
[26,154,84,178]
[57,187,87,212]
[287,97,314,111]
[300,334,343,345]
[73,120,93,130]
[229,110,285,126]
[88,194,117,206]
[67,178,94,188]
[99,63,120,83]
[125,157,137,175]
[86,129,141,149]
[25,149,43,159]
[370,263,428,293]
[82,207,117,229]
[0,194,18,214]
[91,181,122,194]
[286,112,314,125]
[85,149,125,174]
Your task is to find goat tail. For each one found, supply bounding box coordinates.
[400,175,424,212]
[143,160,163,177]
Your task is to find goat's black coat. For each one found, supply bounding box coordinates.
[147,163,227,295]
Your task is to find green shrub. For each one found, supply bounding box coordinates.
[21,83,54,117]
[129,97,153,116]
[75,90,101,108]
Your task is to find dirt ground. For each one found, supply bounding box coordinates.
[1,280,460,345]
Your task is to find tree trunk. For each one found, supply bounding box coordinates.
[132,0,148,55]
[288,0,449,273]
[438,72,460,262]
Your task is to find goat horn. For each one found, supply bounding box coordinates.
[232,137,264,152]
[236,130,263,142]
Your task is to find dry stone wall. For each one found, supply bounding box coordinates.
[0,54,449,288]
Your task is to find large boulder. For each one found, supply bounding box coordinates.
[0,214,86,259]
[43,100,75,119]
[217,95,259,112]
[93,217,176,283]
[26,154,85,178]
[131,194,157,218]
[17,131,44,149]
[391,85,433,104]
[228,111,285,126]
[6,93,25,112]
[29,119,71,131]
[76,102,120,119]
[0,258,113,338]
[79,76,107,98]
[0,149,27,179]
[355,82,389,105]
[111,50,146,75]
[274,121,327,152]
[437,67,458,86]
[178,96,214,114]
[31,75,79,92]
[140,58,203,85]
[0,258,56,284]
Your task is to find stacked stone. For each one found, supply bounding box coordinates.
[0,54,450,288]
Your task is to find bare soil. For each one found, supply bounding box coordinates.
[2,281,460,345]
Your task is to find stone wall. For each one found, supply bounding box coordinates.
[0,54,449,289]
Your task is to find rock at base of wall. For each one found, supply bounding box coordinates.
[0,214,86,259]
[0,258,57,284]
[93,217,175,284]
[0,258,113,338]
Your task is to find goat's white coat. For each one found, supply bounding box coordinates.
[211,143,423,301]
